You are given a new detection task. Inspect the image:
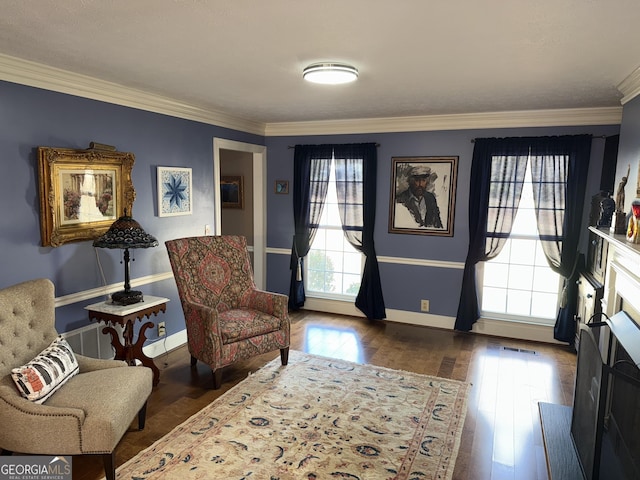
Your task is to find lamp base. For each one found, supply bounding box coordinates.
[111,290,144,306]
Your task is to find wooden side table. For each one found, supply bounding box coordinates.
[85,296,169,386]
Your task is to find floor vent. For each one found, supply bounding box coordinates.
[503,346,537,355]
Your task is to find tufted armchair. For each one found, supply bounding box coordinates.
[165,235,290,389]
[0,278,153,480]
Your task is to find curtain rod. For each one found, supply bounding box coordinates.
[470,135,608,143]
[287,143,380,149]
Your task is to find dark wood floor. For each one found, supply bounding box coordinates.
[73,310,577,480]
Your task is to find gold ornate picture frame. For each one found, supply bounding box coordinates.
[38,146,136,247]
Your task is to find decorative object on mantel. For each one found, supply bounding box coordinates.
[615,164,630,212]
[111,351,470,479]
[612,164,631,234]
[93,211,158,305]
[596,191,615,228]
[626,199,640,244]
[37,143,136,247]
[612,211,628,234]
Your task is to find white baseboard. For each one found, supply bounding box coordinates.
[470,317,563,344]
[143,330,188,359]
[302,297,366,317]
[65,322,189,360]
[65,297,562,363]
[302,297,563,344]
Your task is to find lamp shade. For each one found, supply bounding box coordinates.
[93,212,158,305]
[303,63,358,85]
[93,214,158,249]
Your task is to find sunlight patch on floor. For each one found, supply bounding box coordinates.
[302,324,363,363]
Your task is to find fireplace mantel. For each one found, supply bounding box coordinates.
[539,227,640,480]
[589,226,640,319]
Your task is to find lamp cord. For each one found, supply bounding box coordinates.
[94,247,110,302]
[94,246,169,368]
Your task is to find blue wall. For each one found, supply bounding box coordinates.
[265,126,619,318]
[0,80,262,337]
[0,77,622,343]
[615,95,640,214]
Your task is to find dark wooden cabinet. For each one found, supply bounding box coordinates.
[574,271,603,351]
[580,226,609,350]
[587,230,609,285]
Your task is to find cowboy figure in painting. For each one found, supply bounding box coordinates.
[396,165,443,228]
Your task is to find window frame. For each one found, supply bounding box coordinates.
[305,158,364,301]
[478,159,563,326]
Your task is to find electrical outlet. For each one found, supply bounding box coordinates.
[420,299,430,312]
[157,321,166,337]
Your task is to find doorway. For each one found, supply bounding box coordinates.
[213,138,267,289]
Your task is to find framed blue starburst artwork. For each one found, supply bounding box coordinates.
[158,166,193,216]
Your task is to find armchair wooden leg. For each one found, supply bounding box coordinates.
[103,452,116,480]
[190,355,198,367]
[138,401,148,430]
[212,368,222,390]
[280,347,289,365]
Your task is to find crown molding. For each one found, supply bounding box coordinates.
[618,65,640,105]
[0,53,266,136]
[264,107,622,136]
[0,53,623,138]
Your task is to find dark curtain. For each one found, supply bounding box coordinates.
[454,138,530,331]
[454,135,592,342]
[529,135,592,342]
[288,145,332,310]
[334,143,386,319]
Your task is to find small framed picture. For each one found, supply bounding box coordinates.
[221,175,244,208]
[275,180,289,194]
[158,166,193,217]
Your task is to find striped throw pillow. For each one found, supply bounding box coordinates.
[11,336,79,404]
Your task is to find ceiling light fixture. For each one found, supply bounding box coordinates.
[303,62,358,85]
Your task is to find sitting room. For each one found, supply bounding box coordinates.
[1,2,640,479]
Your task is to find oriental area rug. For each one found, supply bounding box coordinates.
[113,351,470,480]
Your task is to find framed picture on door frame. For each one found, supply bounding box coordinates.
[221,175,244,209]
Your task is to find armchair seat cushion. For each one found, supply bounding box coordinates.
[219,308,282,344]
[45,365,153,453]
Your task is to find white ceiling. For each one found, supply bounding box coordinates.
[1,0,639,128]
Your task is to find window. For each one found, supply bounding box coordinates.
[307,159,362,298]
[480,161,562,324]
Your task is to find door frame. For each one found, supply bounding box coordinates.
[213,138,267,289]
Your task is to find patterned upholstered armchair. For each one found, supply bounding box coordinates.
[0,278,153,480]
[165,235,290,389]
